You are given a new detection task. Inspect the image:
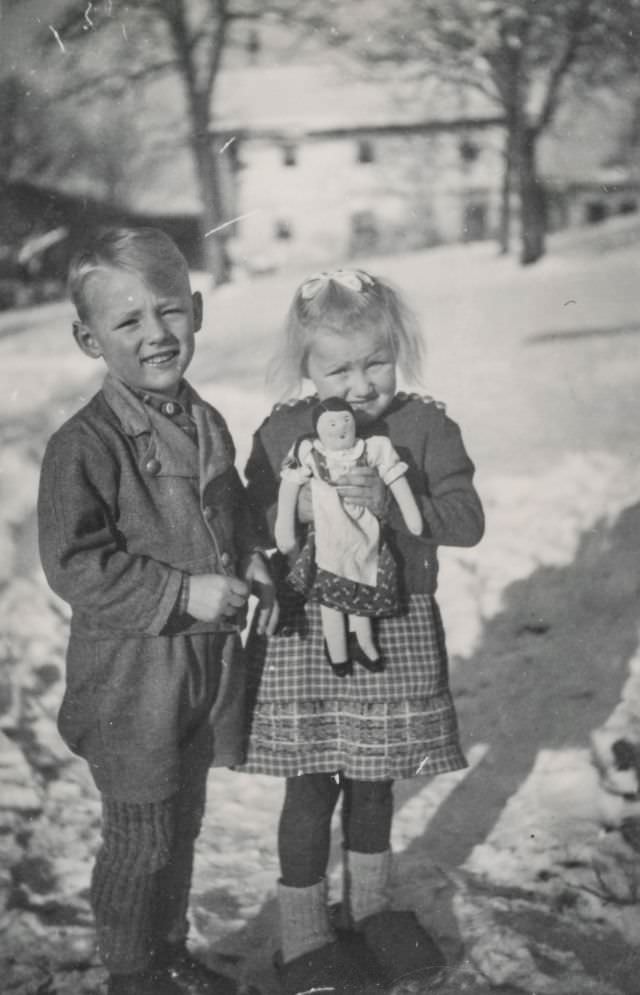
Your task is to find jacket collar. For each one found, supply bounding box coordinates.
[102,373,157,437]
[101,374,233,482]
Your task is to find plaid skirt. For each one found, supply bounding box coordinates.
[242,592,466,780]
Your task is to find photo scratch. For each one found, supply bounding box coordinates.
[48,25,66,53]
[218,136,237,155]
[204,210,261,237]
[416,755,431,774]
[84,3,94,29]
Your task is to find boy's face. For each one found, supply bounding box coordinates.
[73,265,202,396]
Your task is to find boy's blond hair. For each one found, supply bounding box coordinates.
[68,226,190,322]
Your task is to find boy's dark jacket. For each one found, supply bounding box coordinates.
[38,374,254,801]
[246,393,484,597]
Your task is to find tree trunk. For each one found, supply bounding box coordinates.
[516,125,546,265]
[498,131,513,255]
[193,131,231,285]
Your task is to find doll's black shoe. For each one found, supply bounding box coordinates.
[348,632,385,673]
[324,640,353,677]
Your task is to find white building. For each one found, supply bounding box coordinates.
[207,65,506,271]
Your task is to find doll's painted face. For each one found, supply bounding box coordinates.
[316,408,357,451]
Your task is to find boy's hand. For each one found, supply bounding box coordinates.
[245,552,279,636]
[337,467,388,518]
[187,573,249,623]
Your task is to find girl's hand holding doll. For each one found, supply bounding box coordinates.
[336,465,388,519]
[298,466,389,523]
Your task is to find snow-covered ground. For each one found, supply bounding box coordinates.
[2,218,640,994]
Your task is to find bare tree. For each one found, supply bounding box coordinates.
[288,0,640,264]
[34,0,262,283]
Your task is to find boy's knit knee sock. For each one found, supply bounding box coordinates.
[343,848,392,926]
[91,798,173,973]
[278,878,335,963]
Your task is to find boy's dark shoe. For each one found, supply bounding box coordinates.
[108,946,238,995]
[107,968,182,995]
[275,939,383,995]
[162,942,238,995]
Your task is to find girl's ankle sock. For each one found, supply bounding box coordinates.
[278,878,335,963]
[344,848,392,925]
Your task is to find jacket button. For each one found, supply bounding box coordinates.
[220,552,231,567]
[203,506,213,521]
[162,401,176,416]
[145,458,161,475]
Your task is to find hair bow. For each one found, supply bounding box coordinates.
[299,268,374,300]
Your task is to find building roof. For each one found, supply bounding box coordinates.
[209,64,501,136]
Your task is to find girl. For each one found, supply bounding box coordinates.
[243,268,484,995]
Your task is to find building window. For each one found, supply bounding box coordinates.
[459,139,480,164]
[282,143,297,167]
[462,201,488,241]
[349,210,379,254]
[274,220,293,240]
[247,28,261,57]
[619,199,637,215]
[357,138,375,164]
[585,201,607,224]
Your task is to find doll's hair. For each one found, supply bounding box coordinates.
[68,226,190,323]
[311,396,355,432]
[268,269,425,397]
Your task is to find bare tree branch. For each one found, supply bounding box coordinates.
[535,0,593,133]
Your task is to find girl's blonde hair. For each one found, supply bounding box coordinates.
[268,269,425,398]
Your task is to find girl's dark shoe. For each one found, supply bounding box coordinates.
[276,939,382,995]
[352,909,446,988]
[324,640,353,677]
[348,632,385,673]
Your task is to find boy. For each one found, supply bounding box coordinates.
[37,227,278,995]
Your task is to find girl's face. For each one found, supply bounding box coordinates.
[306,326,396,424]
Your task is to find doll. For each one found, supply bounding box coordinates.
[274,397,422,677]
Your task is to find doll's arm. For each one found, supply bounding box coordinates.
[388,475,423,535]
[382,407,484,547]
[364,435,422,532]
[274,475,304,553]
